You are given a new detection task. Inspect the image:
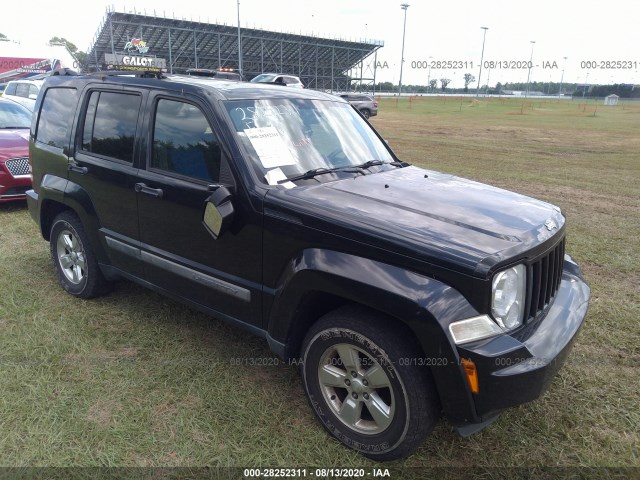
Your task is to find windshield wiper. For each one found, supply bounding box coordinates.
[279,161,407,184]
[278,166,362,183]
[352,160,407,170]
[0,126,29,129]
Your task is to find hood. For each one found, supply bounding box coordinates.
[0,129,29,162]
[268,166,565,275]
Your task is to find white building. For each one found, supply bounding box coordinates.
[604,94,619,106]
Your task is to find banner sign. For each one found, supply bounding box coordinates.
[0,57,61,82]
[104,53,167,71]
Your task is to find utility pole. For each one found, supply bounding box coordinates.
[525,40,535,98]
[237,1,243,77]
[476,27,488,97]
[398,4,410,96]
[558,56,567,96]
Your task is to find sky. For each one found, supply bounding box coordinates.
[2,0,639,88]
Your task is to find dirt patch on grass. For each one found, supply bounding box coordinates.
[179,394,202,410]
[63,347,139,365]
[153,401,178,418]
[86,399,120,427]
[525,184,639,212]
[582,263,640,293]
[574,342,638,364]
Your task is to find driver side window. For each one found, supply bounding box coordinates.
[151,99,221,183]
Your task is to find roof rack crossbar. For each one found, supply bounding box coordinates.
[90,70,167,79]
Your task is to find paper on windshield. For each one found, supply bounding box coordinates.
[265,167,296,189]
[244,127,297,168]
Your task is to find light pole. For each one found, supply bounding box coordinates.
[525,40,535,98]
[237,0,243,77]
[558,56,567,97]
[398,3,410,96]
[476,27,488,97]
[582,72,589,98]
[426,55,433,92]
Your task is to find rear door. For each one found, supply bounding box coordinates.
[135,92,263,327]
[69,87,146,277]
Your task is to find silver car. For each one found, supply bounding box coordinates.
[250,73,304,88]
[340,94,378,119]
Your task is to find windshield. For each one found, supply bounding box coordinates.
[0,101,31,129]
[251,74,277,82]
[224,99,394,185]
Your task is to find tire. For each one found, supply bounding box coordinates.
[360,109,371,119]
[49,211,109,299]
[301,305,440,460]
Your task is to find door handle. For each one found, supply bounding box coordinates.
[135,183,164,198]
[68,164,88,175]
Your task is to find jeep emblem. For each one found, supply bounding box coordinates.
[545,219,557,231]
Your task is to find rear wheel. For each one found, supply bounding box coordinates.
[301,306,439,460]
[50,211,109,299]
[360,108,371,119]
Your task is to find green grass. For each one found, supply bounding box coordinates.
[1,96,639,474]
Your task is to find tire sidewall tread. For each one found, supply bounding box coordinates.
[49,211,108,299]
[301,305,439,460]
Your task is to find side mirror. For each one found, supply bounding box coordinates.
[29,94,38,100]
[202,186,235,239]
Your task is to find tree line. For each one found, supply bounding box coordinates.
[356,77,639,98]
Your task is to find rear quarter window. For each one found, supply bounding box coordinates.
[4,83,17,96]
[36,87,77,149]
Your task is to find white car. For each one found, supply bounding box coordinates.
[250,73,304,88]
[2,79,44,112]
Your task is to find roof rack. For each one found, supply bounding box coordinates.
[49,68,79,77]
[90,70,167,79]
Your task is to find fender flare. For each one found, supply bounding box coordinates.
[38,175,109,265]
[268,248,479,343]
[267,249,482,423]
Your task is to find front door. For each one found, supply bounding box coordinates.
[135,93,263,327]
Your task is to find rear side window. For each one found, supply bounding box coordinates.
[15,83,30,98]
[81,91,141,162]
[4,83,17,96]
[36,87,77,149]
[151,98,221,182]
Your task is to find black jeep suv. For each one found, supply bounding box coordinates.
[27,72,590,460]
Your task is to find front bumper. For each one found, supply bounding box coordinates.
[0,172,31,202]
[457,255,590,421]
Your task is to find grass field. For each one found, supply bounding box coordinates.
[0,96,638,476]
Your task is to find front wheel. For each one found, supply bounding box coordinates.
[301,306,440,460]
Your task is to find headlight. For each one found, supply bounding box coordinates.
[491,264,526,331]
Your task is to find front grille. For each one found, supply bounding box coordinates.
[5,157,30,176]
[526,237,565,320]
